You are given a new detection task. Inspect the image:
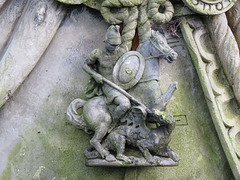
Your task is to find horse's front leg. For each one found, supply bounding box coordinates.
[156,82,178,111]
[136,139,155,164]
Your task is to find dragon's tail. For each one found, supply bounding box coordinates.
[66,98,87,131]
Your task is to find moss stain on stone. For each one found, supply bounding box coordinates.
[0,89,126,180]
[121,161,127,166]
[0,142,23,180]
[0,163,12,180]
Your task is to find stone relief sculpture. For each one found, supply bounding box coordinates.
[58,0,240,174]
[67,25,179,166]
[0,0,66,108]
[181,0,237,15]
[0,0,240,178]
[63,0,181,167]
[227,0,240,50]
[180,14,240,178]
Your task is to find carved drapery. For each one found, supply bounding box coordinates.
[0,0,28,53]
[226,0,240,53]
[0,0,7,9]
[0,0,66,108]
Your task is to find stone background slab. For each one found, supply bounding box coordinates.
[0,4,234,180]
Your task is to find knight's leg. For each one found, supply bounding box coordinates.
[109,96,130,132]
[113,96,131,120]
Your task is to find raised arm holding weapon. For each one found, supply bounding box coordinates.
[83,25,131,131]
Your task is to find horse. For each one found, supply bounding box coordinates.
[67,97,117,162]
[66,30,178,162]
[128,30,178,111]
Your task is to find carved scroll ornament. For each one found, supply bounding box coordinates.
[181,17,240,179]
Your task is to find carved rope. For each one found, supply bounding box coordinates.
[100,0,174,48]
[121,6,138,51]
[205,14,240,105]
[138,0,174,42]
[137,0,151,41]
[226,0,240,52]
[148,0,174,24]
[100,0,140,52]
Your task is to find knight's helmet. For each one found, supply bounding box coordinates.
[105,25,121,45]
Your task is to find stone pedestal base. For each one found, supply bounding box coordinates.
[86,156,179,167]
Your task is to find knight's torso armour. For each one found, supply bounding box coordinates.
[86,48,122,82]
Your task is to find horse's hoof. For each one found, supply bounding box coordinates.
[105,154,116,162]
[116,154,132,164]
[146,156,155,164]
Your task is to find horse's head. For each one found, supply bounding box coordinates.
[150,30,178,63]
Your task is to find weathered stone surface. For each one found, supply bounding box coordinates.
[181,17,240,179]
[0,0,28,54]
[124,28,234,180]
[205,14,240,106]
[182,0,237,15]
[56,0,88,4]
[226,0,240,52]
[0,6,126,180]
[0,0,7,9]
[0,0,66,108]
[86,157,178,167]
[0,4,235,180]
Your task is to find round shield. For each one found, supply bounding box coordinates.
[113,51,145,90]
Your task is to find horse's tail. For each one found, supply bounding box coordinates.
[67,98,89,133]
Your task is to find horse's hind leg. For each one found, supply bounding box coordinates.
[90,121,116,162]
[83,96,116,162]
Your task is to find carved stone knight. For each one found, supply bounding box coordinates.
[83,25,131,130]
